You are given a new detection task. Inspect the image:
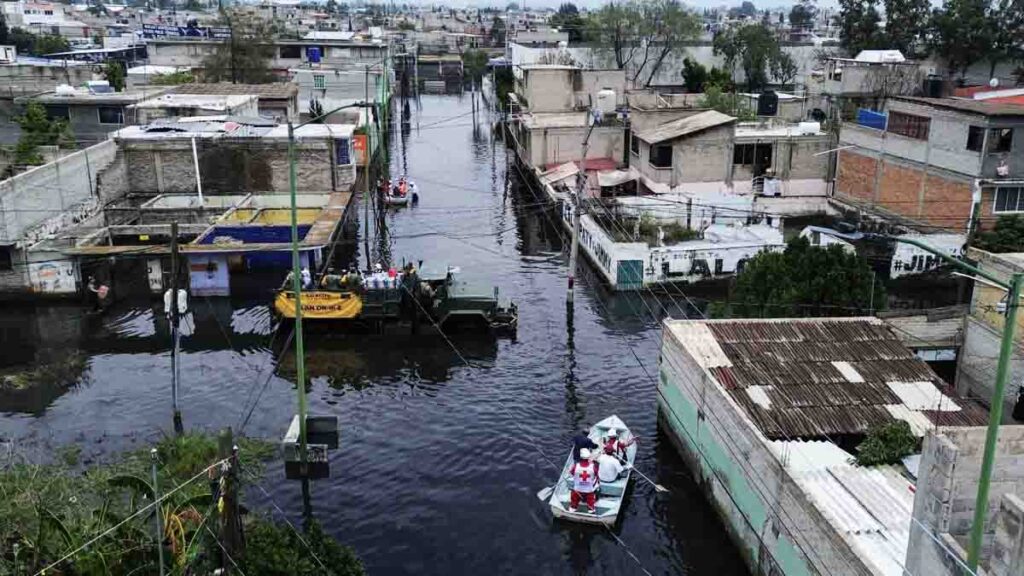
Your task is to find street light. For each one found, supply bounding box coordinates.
[822,229,1018,571]
[287,100,367,472]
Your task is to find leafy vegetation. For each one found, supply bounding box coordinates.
[104,60,126,92]
[11,102,75,173]
[585,0,701,87]
[150,70,197,86]
[712,24,792,92]
[697,86,756,121]
[200,10,275,84]
[715,236,885,318]
[6,27,70,57]
[974,215,1024,253]
[461,49,488,85]
[855,421,918,466]
[549,2,584,42]
[681,57,734,93]
[0,433,361,575]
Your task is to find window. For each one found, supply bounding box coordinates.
[887,111,930,140]
[994,187,1024,213]
[989,128,1013,153]
[336,138,350,165]
[630,133,639,155]
[97,106,124,125]
[279,45,301,59]
[44,105,69,120]
[967,126,985,152]
[313,73,325,90]
[43,9,53,15]
[733,144,756,165]
[649,144,672,168]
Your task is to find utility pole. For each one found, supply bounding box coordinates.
[568,112,596,307]
[170,221,183,435]
[287,121,309,472]
[151,449,166,576]
[969,271,1023,570]
[363,63,372,271]
[217,428,243,566]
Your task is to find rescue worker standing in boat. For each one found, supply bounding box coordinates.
[569,448,600,514]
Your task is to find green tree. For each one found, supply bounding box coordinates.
[32,34,70,56]
[241,519,364,575]
[881,0,929,57]
[103,60,125,91]
[201,10,275,83]
[788,0,817,30]
[462,48,488,85]
[550,2,584,42]
[0,12,8,45]
[13,102,75,171]
[721,236,885,317]
[928,0,990,78]
[697,85,755,119]
[585,1,643,69]
[975,215,1024,252]
[489,15,506,45]
[835,0,881,55]
[588,0,700,86]
[984,0,1023,79]
[682,57,734,92]
[713,24,784,92]
[770,50,797,86]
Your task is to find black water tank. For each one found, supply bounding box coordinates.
[923,75,944,98]
[757,90,779,116]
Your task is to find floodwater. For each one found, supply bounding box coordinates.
[0,92,749,575]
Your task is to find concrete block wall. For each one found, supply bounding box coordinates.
[121,140,336,195]
[658,325,871,576]
[908,427,1024,576]
[0,140,117,244]
[992,494,1024,576]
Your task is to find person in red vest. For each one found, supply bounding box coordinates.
[602,428,635,461]
[569,448,600,513]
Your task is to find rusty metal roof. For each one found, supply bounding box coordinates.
[666,318,987,440]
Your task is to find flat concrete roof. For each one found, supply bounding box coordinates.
[129,93,257,110]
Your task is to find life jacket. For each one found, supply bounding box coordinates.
[604,439,621,456]
[573,461,597,493]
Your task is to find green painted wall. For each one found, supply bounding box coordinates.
[658,364,814,576]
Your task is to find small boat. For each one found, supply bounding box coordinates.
[546,415,636,526]
[383,177,417,207]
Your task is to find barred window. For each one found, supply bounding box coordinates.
[887,111,930,140]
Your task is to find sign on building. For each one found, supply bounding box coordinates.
[890,234,966,278]
[28,260,78,294]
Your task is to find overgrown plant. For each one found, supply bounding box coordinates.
[855,421,918,466]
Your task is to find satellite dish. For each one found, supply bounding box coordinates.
[990,77,1000,88]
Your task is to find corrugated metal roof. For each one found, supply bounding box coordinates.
[634,110,736,144]
[172,82,299,99]
[774,440,914,576]
[667,318,986,439]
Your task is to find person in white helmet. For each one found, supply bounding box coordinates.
[601,428,635,460]
[569,448,600,513]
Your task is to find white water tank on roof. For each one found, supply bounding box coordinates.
[595,88,616,117]
[796,121,821,135]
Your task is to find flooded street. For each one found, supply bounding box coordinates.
[0,93,749,575]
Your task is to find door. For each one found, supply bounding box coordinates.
[753,144,774,176]
[616,260,644,290]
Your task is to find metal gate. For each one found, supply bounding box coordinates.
[616,260,644,290]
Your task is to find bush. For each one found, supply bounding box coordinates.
[241,518,364,576]
[855,421,918,466]
[975,214,1024,253]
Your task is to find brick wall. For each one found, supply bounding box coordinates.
[836,150,876,202]
[836,150,973,230]
[922,173,972,230]
[877,161,923,218]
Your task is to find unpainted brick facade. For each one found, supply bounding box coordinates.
[835,150,974,230]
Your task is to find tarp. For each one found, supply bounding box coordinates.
[274,291,363,319]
